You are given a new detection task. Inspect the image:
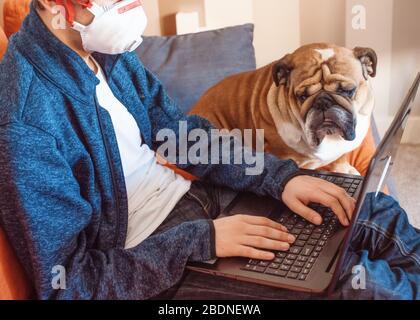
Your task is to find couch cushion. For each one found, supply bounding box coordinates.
[3,0,31,38]
[0,26,8,59]
[136,24,256,114]
[0,229,32,300]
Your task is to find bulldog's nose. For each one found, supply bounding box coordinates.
[313,92,335,111]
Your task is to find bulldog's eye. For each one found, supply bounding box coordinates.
[297,93,309,103]
[338,87,357,98]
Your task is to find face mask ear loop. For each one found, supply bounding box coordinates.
[71,2,105,31]
[55,0,100,28]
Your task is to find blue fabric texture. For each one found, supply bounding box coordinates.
[0,6,298,300]
[136,24,256,113]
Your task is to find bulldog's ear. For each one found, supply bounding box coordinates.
[354,47,378,79]
[272,54,293,87]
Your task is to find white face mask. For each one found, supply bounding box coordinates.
[71,0,148,55]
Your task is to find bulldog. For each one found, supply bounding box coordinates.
[190,43,377,175]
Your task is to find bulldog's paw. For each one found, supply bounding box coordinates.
[331,162,361,176]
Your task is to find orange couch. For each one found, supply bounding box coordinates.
[3,0,31,38]
[0,19,33,299]
[0,0,378,301]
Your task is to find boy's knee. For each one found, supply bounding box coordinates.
[361,192,403,221]
[358,192,412,243]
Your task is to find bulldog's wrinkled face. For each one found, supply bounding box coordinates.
[273,44,377,148]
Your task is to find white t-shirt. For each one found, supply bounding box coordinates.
[95,64,191,249]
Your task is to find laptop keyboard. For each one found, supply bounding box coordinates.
[242,173,363,281]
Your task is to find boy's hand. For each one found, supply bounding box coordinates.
[213,175,355,260]
[281,175,356,227]
[213,215,295,260]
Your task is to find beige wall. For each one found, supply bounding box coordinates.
[390,0,420,116]
[143,0,162,36]
[346,0,394,138]
[389,0,420,143]
[156,0,205,36]
[300,0,346,46]
[253,0,300,67]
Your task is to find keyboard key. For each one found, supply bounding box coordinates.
[291,228,302,235]
[266,268,288,277]
[291,266,302,273]
[289,247,302,255]
[269,263,280,269]
[297,256,308,263]
[305,224,315,230]
[285,224,294,231]
[258,261,270,267]
[314,227,324,234]
[302,268,310,274]
[280,264,291,271]
[294,261,305,268]
[315,246,323,252]
[298,274,307,281]
[284,259,294,265]
[308,257,316,264]
[306,263,313,269]
[287,272,299,279]
[295,222,306,229]
[302,229,312,235]
[308,239,318,246]
[248,259,259,265]
[286,254,297,260]
[335,177,344,184]
[277,217,287,224]
[324,229,334,237]
[311,233,321,240]
[294,240,306,247]
[274,258,283,264]
[298,234,310,241]
[312,252,320,258]
[302,246,314,256]
[243,265,266,273]
[276,252,287,258]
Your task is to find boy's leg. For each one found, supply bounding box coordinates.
[330,193,420,300]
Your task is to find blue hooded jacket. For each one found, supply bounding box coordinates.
[0,6,299,299]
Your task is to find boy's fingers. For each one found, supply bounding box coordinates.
[287,199,323,225]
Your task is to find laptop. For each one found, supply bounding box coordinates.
[188,72,420,294]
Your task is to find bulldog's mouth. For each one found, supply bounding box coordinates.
[305,105,356,147]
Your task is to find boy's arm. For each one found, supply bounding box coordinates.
[0,122,215,300]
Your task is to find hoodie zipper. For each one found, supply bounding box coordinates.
[94,96,122,248]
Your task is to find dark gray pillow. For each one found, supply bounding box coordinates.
[136,24,256,114]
